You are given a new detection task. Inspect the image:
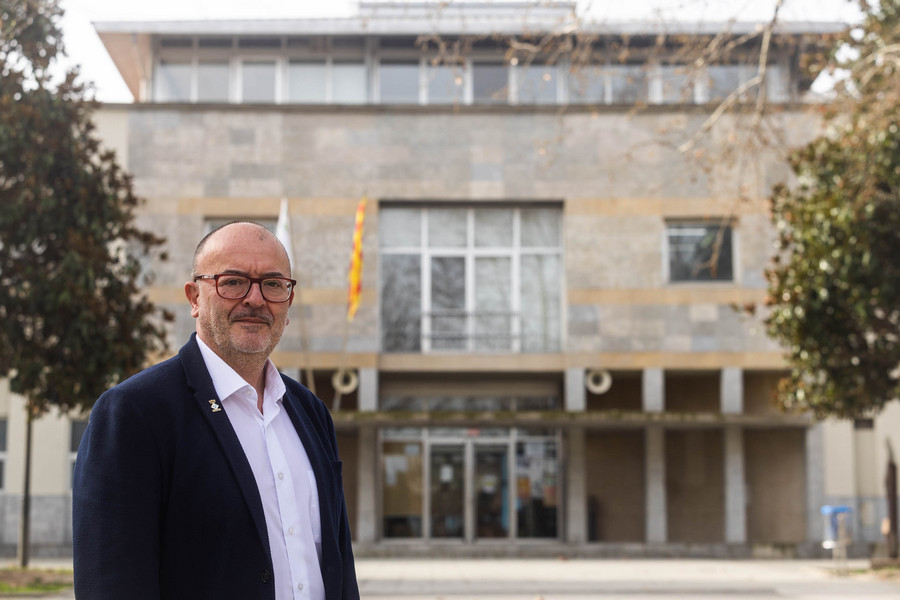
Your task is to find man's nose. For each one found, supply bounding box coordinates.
[242,281,267,305]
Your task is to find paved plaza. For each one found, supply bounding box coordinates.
[5,557,900,599]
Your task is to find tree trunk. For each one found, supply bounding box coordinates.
[887,444,898,560]
[17,402,33,568]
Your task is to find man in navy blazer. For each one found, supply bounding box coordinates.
[73,222,359,600]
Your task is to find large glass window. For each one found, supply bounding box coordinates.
[568,64,606,103]
[288,60,327,103]
[197,61,230,102]
[609,65,647,103]
[382,440,423,538]
[381,427,559,541]
[0,418,6,490]
[156,60,191,102]
[473,62,508,104]
[380,206,562,353]
[516,437,558,538]
[707,65,750,102]
[333,61,368,104]
[660,65,693,104]
[70,418,88,487]
[517,63,557,104]
[667,222,734,282]
[427,63,465,104]
[380,60,420,103]
[242,60,277,103]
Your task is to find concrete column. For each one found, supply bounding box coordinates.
[355,426,378,544]
[721,367,743,414]
[645,425,667,543]
[724,426,747,543]
[565,368,586,412]
[643,368,664,412]
[566,429,587,544]
[806,423,826,543]
[358,368,378,412]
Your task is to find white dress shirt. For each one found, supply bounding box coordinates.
[197,337,325,600]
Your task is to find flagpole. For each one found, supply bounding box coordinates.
[333,195,367,412]
[276,198,316,395]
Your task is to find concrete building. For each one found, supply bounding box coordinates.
[3,1,898,558]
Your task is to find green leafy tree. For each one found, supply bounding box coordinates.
[766,0,900,419]
[0,0,172,565]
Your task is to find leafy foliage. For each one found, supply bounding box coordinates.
[766,0,900,418]
[0,0,172,415]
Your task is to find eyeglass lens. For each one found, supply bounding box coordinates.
[217,275,291,301]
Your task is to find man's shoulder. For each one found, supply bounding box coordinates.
[99,353,187,404]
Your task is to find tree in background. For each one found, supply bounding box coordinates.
[0,0,171,565]
[765,0,900,419]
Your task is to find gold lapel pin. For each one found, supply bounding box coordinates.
[209,399,222,413]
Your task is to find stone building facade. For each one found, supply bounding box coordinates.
[2,2,898,558]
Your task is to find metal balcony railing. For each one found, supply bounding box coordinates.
[423,310,521,353]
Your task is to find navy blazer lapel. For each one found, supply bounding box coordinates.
[178,335,271,555]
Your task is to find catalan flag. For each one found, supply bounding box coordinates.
[347,196,367,321]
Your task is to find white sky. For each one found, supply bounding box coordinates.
[57,0,863,103]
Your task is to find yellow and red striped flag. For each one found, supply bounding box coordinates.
[346,196,367,321]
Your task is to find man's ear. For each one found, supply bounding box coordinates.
[285,290,294,326]
[185,281,201,318]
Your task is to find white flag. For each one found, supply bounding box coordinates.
[275,197,294,270]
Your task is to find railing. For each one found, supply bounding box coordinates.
[423,310,521,353]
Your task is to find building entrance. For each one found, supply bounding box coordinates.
[382,428,559,542]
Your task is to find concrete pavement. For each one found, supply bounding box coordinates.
[5,557,900,599]
[356,558,900,599]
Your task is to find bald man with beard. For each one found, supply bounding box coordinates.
[74,221,359,600]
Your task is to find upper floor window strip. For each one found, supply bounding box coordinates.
[151,35,793,106]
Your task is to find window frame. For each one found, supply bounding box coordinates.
[69,418,89,489]
[379,205,563,354]
[0,418,6,492]
[664,219,737,284]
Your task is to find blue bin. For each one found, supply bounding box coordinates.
[820,505,852,549]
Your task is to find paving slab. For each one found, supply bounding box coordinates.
[3,557,899,599]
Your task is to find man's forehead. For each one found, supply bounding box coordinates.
[197,225,289,271]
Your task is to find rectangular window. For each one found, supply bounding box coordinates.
[382,441,423,538]
[427,63,465,104]
[380,206,562,353]
[380,427,559,541]
[568,64,605,104]
[379,60,420,104]
[0,418,6,490]
[667,222,734,282]
[197,61,230,102]
[204,218,277,235]
[70,419,88,487]
[609,65,647,103]
[516,437,558,538]
[517,63,557,104]
[288,60,327,103]
[706,65,756,102]
[473,62,508,104]
[156,60,191,102]
[242,60,277,103]
[660,65,693,104]
[333,61,367,104]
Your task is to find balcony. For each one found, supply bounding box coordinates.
[383,310,559,354]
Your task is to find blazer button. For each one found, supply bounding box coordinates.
[260,570,272,583]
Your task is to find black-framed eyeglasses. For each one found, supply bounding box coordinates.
[193,273,296,303]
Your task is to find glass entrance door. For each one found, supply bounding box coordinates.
[430,444,464,538]
[474,444,509,539]
[383,427,557,543]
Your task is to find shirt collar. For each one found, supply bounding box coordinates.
[195,335,286,405]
